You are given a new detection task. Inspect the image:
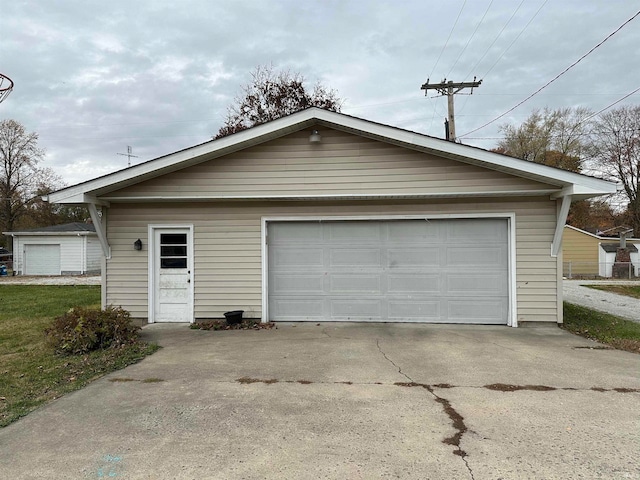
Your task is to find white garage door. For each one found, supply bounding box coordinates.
[24,244,61,275]
[267,219,509,324]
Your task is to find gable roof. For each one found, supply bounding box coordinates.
[46,108,618,204]
[564,225,640,242]
[3,222,96,235]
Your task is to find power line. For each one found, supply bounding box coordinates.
[581,86,640,123]
[459,8,640,139]
[465,127,640,141]
[481,0,549,79]
[446,0,494,78]
[427,0,467,80]
[462,0,526,81]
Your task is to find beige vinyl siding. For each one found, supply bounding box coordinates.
[562,227,599,274]
[562,226,640,276]
[105,197,558,323]
[106,129,557,199]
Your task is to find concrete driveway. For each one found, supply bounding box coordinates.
[1,323,638,479]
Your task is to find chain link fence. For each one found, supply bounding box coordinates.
[563,261,638,279]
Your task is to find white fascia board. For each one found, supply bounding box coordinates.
[47,108,618,203]
[564,225,601,239]
[47,114,317,204]
[311,110,617,195]
[1,231,96,236]
[100,189,560,203]
[47,191,111,206]
[564,224,640,242]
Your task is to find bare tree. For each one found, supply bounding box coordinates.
[0,119,45,233]
[215,65,343,139]
[22,173,88,230]
[589,105,640,234]
[497,107,592,171]
[495,107,604,230]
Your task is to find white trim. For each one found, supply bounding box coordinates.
[47,108,617,204]
[508,214,518,327]
[88,203,110,259]
[564,224,602,239]
[1,231,96,236]
[551,195,572,257]
[261,218,268,323]
[564,224,640,242]
[261,213,518,327]
[100,254,107,310]
[147,224,194,324]
[99,190,561,202]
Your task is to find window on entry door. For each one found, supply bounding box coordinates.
[160,233,187,269]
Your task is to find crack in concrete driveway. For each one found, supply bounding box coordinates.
[376,338,475,479]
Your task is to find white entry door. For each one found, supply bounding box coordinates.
[153,228,192,322]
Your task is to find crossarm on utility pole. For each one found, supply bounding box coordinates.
[420,77,482,142]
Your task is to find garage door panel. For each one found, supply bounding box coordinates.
[271,298,324,318]
[388,300,440,320]
[446,246,506,266]
[270,248,324,267]
[330,248,382,267]
[330,275,381,293]
[447,219,507,241]
[388,248,440,267]
[388,221,440,242]
[446,273,507,295]
[268,219,509,324]
[330,299,383,319]
[388,274,440,293]
[271,274,324,294]
[270,222,323,243]
[447,299,507,324]
[328,222,382,242]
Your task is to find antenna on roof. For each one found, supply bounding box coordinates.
[117,146,139,167]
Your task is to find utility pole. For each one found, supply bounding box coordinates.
[421,77,482,142]
[117,146,139,167]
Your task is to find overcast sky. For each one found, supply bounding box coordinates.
[2,1,638,187]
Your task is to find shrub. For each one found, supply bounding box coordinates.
[45,306,141,355]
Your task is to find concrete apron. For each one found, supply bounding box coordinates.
[1,323,638,479]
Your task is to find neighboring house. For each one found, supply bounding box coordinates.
[45,108,617,326]
[562,225,639,278]
[3,223,101,276]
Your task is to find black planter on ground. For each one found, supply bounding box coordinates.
[224,310,244,325]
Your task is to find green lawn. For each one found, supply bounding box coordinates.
[583,284,640,299]
[562,302,640,354]
[0,285,159,427]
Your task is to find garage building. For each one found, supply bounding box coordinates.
[4,222,101,276]
[45,109,617,325]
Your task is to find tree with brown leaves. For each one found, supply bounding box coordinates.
[215,65,343,139]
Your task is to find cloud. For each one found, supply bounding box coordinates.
[1,0,638,185]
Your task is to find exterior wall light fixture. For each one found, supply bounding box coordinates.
[309,130,321,143]
[134,239,142,251]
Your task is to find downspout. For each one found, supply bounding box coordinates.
[87,203,111,259]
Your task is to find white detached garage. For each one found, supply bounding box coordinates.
[4,223,101,275]
[45,108,617,326]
